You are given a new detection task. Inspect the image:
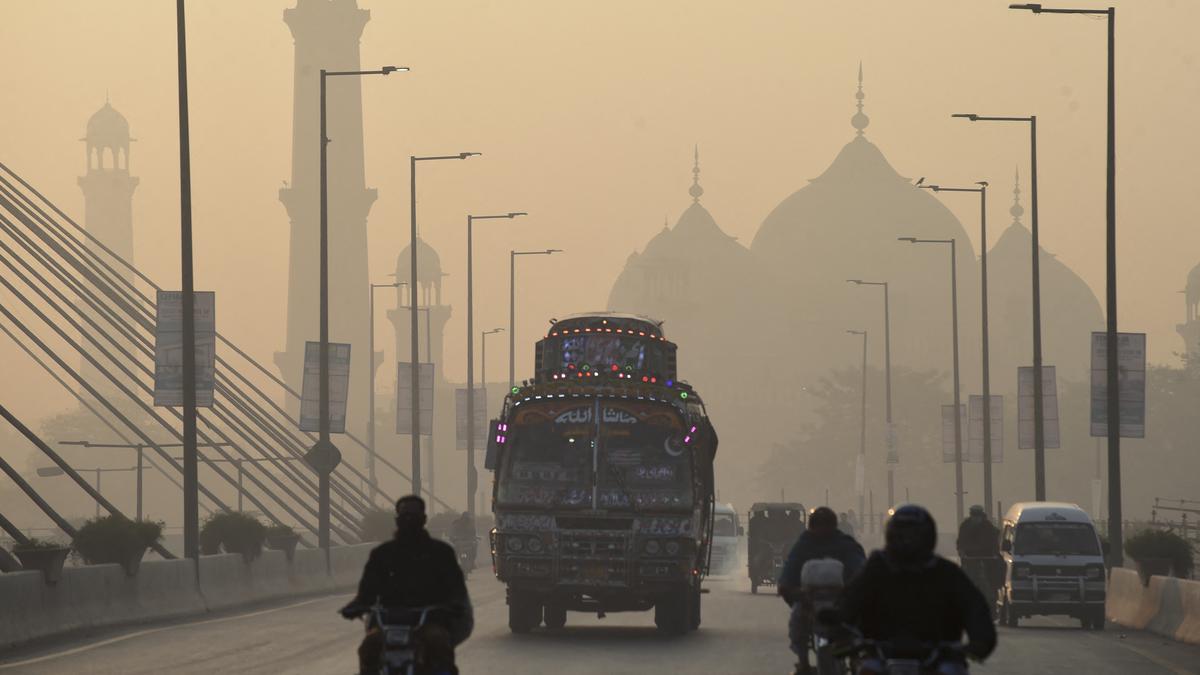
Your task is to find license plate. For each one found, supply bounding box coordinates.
[385,627,412,647]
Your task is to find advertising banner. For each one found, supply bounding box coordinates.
[455,387,488,450]
[299,341,351,433]
[396,362,434,434]
[941,404,966,463]
[1090,332,1146,438]
[153,290,216,407]
[967,394,1003,463]
[1018,366,1060,449]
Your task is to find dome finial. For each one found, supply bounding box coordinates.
[688,144,704,203]
[1010,165,1025,224]
[851,61,870,136]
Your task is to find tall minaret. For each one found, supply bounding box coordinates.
[276,0,378,434]
[78,99,138,283]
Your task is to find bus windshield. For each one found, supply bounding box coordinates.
[495,400,692,511]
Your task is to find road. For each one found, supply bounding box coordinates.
[2,572,1198,674]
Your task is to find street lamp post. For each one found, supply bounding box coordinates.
[409,152,480,498]
[466,214,525,516]
[368,281,401,505]
[846,329,868,523]
[317,65,405,551]
[848,280,894,506]
[921,181,995,517]
[952,113,1045,501]
[509,249,563,390]
[899,236,964,523]
[479,327,503,512]
[1010,0,1125,566]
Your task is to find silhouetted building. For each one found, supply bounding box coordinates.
[78,99,138,283]
[77,99,139,396]
[986,170,1102,385]
[1177,262,1200,364]
[750,65,981,382]
[275,0,378,436]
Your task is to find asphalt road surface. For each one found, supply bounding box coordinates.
[2,573,1198,674]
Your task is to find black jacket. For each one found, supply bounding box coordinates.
[349,531,473,645]
[840,551,997,660]
[778,530,867,589]
[956,517,1000,558]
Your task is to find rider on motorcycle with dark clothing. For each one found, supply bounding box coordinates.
[956,505,1001,608]
[835,505,996,675]
[449,512,477,570]
[778,507,867,675]
[341,495,473,675]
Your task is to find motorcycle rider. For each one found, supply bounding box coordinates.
[778,506,866,675]
[836,504,996,674]
[956,505,1000,605]
[341,495,473,675]
[449,511,477,570]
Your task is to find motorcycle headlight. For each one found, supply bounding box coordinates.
[644,540,661,555]
[527,536,544,553]
[665,541,680,556]
[506,536,524,553]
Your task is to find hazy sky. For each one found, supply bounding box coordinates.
[2,0,1197,430]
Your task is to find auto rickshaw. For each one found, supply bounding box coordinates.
[746,502,807,594]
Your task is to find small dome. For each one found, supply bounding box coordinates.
[1188,261,1200,295]
[394,236,442,286]
[86,102,130,148]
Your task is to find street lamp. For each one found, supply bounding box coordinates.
[952,113,1046,501]
[315,65,407,551]
[466,213,525,516]
[1010,0,1125,567]
[898,236,964,523]
[479,327,503,512]
[509,249,563,390]
[368,281,403,505]
[846,329,868,526]
[921,180,996,518]
[37,465,135,519]
[847,279,894,506]
[408,152,480,498]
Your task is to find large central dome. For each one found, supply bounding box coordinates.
[749,67,980,378]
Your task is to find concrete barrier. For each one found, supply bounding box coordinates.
[0,542,376,652]
[1106,567,1200,646]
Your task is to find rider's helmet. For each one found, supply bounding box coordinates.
[808,506,838,536]
[885,504,937,567]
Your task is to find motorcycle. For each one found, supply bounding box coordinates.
[343,601,453,675]
[958,556,998,619]
[800,559,847,675]
[451,535,479,574]
[833,632,969,675]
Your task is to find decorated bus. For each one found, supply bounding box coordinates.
[486,313,718,634]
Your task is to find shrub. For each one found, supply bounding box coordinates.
[265,524,297,539]
[201,511,267,560]
[359,507,394,543]
[13,537,66,551]
[1125,528,1194,577]
[73,515,162,566]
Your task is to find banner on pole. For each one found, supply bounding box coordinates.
[885,422,899,465]
[941,404,966,463]
[1018,366,1060,449]
[967,394,1003,463]
[455,388,488,450]
[299,341,351,433]
[1089,332,1146,438]
[396,362,434,434]
[153,290,216,407]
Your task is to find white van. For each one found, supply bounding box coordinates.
[709,503,742,575]
[998,502,1108,630]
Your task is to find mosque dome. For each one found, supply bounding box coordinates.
[1187,261,1200,303]
[394,236,443,286]
[86,101,131,148]
[987,170,1103,380]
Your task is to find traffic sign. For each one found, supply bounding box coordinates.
[304,439,342,474]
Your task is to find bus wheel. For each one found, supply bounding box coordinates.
[508,592,541,634]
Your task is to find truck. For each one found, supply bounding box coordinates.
[485,312,718,635]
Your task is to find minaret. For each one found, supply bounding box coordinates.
[851,62,870,137]
[275,0,378,434]
[78,99,138,283]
